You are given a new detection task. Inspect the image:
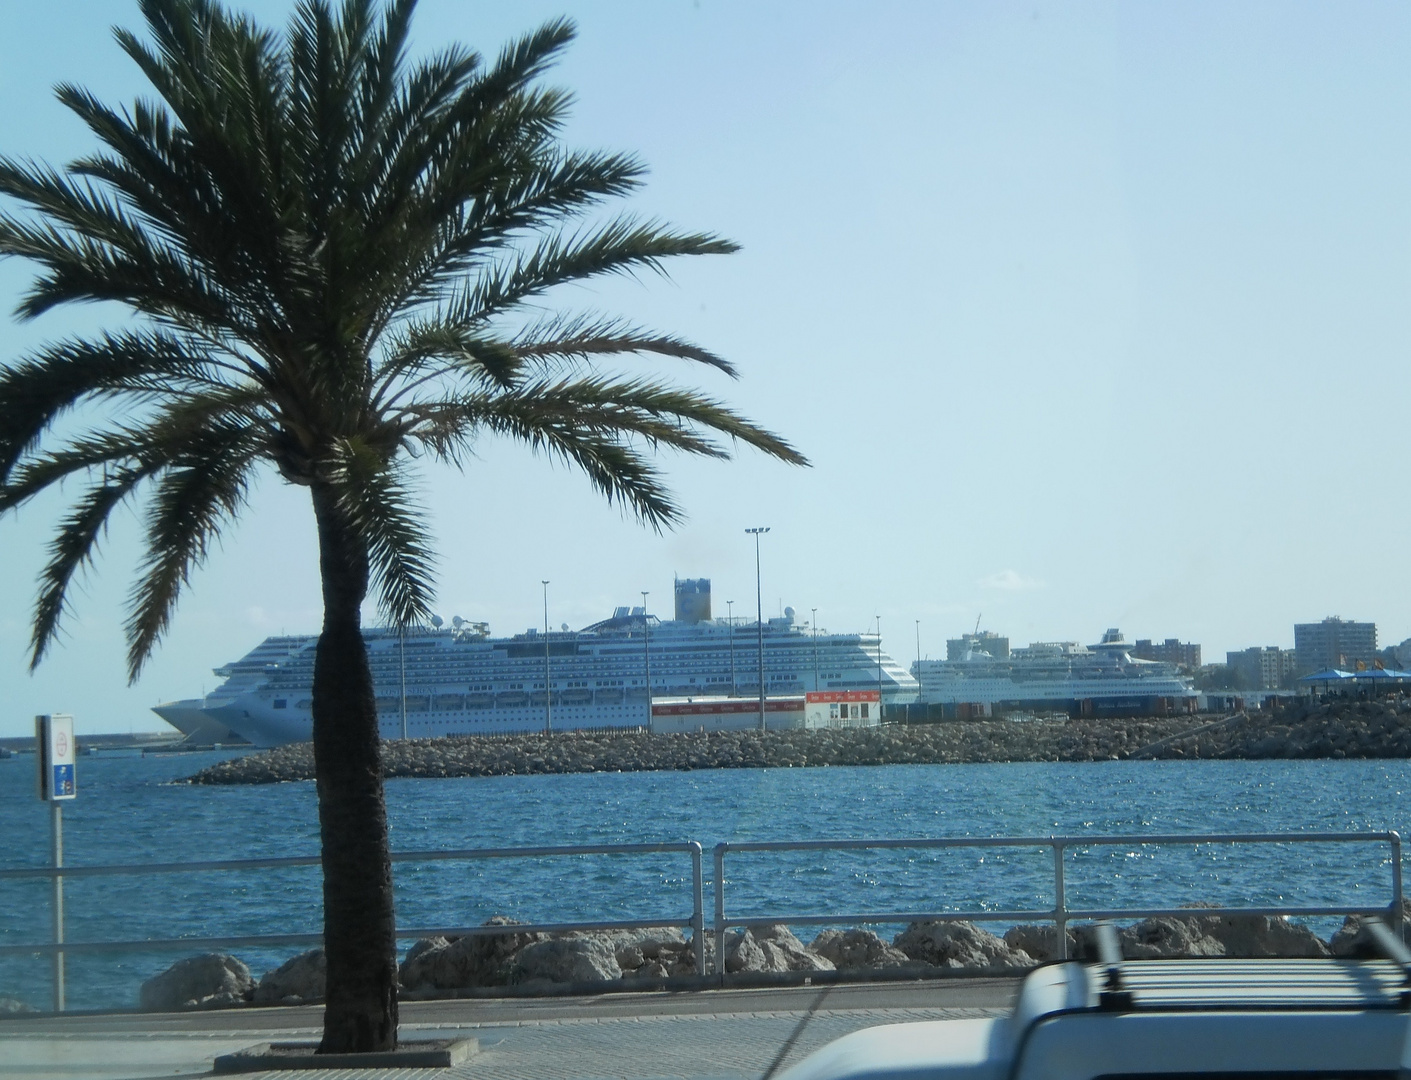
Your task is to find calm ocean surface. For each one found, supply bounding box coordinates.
[1,751,1408,1011]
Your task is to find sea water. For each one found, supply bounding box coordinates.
[1,751,1407,1011]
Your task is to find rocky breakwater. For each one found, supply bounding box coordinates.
[131,905,1410,1007]
[1132,695,1411,760]
[187,702,1411,785]
[133,916,1036,1009]
[190,718,1224,784]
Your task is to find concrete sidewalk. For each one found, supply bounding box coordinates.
[0,979,1016,1080]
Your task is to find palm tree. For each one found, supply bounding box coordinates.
[0,0,804,1052]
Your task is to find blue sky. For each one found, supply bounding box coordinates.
[3,1,1411,736]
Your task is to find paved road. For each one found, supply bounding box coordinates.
[0,979,1017,1080]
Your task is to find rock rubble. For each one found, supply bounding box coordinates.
[185,698,1411,786]
[134,907,1404,1008]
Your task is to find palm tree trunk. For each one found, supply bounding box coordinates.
[310,482,399,1053]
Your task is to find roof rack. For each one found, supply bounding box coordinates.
[1084,914,1411,1013]
[1095,921,1133,1010]
[1361,916,1411,1005]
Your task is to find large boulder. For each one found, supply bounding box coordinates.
[139,953,253,1011]
[1004,925,1072,963]
[725,925,835,974]
[1199,914,1328,959]
[810,929,913,969]
[252,948,325,1005]
[400,916,543,990]
[1118,917,1225,959]
[1330,918,1385,958]
[601,926,694,978]
[1329,902,1411,957]
[894,921,1031,969]
[509,936,622,985]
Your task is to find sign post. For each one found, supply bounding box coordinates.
[35,714,75,1013]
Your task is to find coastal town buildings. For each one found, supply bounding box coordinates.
[1294,617,1377,674]
[1226,646,1299,690]
[1133,638,1202,670]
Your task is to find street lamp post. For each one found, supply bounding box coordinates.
[642,590,651,728]
[542,580,551,735]
[915,619,922,725]
[727,599,736,696]
[746,527,770,731]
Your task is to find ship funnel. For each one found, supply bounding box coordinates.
[674,577,711,624]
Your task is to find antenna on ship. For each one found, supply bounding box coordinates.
[974,614,982,636]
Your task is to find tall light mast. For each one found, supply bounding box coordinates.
[641,590,651,728]
[542,580,551,735]
[746,528,770,731]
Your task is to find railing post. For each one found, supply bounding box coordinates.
[1390,831,1403,941]
[689,842,705,976]
[714,843,728,979]
[51,802,65,1013]
[1052,840,1067,962]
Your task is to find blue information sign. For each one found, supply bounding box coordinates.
[51,763,74,798]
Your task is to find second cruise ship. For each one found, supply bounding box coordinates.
[911,628,1198,717]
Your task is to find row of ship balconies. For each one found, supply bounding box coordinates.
[363,683,809,712]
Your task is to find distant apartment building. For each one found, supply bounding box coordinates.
[1294,617,1377,674]
[1226,646,1298,690]
[946,631,1010,660]
[1133,638,1202,670]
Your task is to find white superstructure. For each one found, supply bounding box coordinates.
[161,579,919,747]
[913,628,1198,717]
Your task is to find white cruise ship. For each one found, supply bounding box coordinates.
[156,578,920,747]
[912,628,1198,717]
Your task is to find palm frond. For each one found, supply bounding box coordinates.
[451,217,738,326]
[323,436,435,627]
[125,422,260,678]
[401,377,806,526]
[408,377,807,465]
[372,322,522,407]
[0,330,226,479]
[409,395,681,528]
[371,147,645,323]
[511,313,736,376]
[30,463,160,668]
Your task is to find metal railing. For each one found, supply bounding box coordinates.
[1,831,1402,1006]
[713,831,1403,969]
[0,841,705,1009]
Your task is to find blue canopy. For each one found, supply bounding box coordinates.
[1299,669,1354,682]
[1351,667,1411,679]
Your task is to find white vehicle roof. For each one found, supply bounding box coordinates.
[780,955,1411,1080]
